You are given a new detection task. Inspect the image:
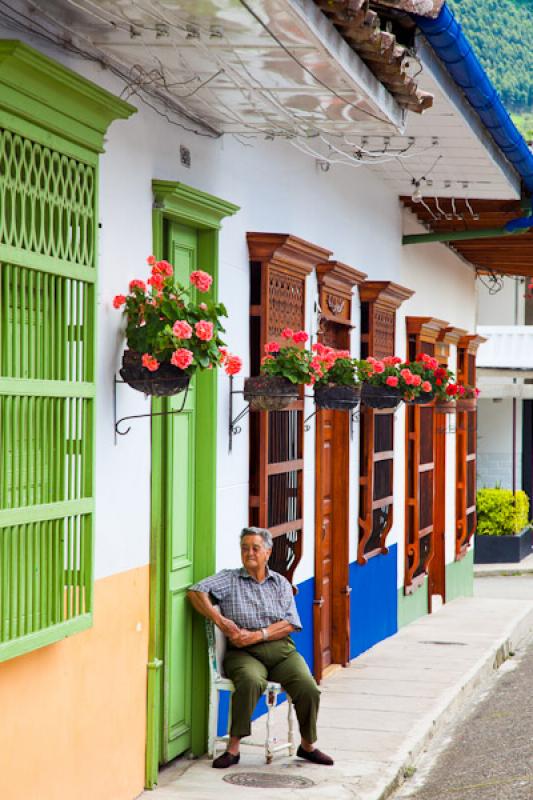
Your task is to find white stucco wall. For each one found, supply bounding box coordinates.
[2,30,478,590]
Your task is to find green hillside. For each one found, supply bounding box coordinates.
[447,0,533,139]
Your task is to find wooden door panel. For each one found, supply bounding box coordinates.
[161,222,197,763]
[167,591,193,752]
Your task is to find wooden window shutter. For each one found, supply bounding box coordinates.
[247,234,331,582]
[404,317,448,594]
[357,282,413,564]
[0,44,133,662]
[455,334,485,560]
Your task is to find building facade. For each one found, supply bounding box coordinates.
[1,2,532,798]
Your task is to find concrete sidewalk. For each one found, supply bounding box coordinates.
[142,586,533,800]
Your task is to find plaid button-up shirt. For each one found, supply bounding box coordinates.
[190,567,302,631]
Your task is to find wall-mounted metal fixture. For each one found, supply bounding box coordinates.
[228,376,249,452]
[114,376,189,442]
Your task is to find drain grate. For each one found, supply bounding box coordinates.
[223,772,315,789]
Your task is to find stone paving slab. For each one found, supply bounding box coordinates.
[140,589,533,800]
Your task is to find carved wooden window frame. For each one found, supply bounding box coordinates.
[357,282,413,564]
[404,317,448,594]
[455,334,485,560]
[247,233,332,583]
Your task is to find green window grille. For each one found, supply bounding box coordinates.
[0,40,134,662]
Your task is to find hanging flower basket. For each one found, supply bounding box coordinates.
[114,257,242,399]
[361,382,403,410]
[244,375,299,411]
[435,399,457,414]
[314,384,361,410]
[405,390,435,406]
[456,397,477,412]
[120,349,190,397]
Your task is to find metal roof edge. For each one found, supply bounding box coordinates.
[414,3,533,195]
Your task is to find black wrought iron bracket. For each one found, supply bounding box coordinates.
[350,408,360,439]
[114,375,189,443]
[303,408,318,432]
[229,376,249,452]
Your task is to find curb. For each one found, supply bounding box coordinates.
[374,602,533,800]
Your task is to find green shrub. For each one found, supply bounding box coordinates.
[476,488,530,536]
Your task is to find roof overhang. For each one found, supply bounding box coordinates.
[402,198,533,277]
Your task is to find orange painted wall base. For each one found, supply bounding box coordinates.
[0,565,149,800]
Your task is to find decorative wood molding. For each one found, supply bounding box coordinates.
[406,317,449,343]
[0,40,135,153]
[458,333,488,354]
[440,326,468,346]
[316,261,367,292]
[153,180,239,228]
[247,233,332,278]
[316,261,367,326]
[359,281,414,311]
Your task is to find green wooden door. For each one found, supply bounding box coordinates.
[161,222,198,762]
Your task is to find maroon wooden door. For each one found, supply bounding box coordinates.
[313,262,365,682]
[315,408,335,675]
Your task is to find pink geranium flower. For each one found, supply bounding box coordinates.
[386,375,399,387]
[147,255,156,266]
[142,353,159,372]
[171,348,194,370]
[172,320,193,339]
[195,320,214,341]
[421,380,432,393]
[154,260,173,277]
[224,355,243,376]
[129,280,146,292]
[373,360,385,374]
[281,328,294,339]
[190,270,213,293]
[113,294,127,309]
[148,273,164,290]
[264,342,280,354]
[292,330,309,344]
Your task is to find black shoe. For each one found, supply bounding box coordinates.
[296,745,334,766]
[212,751,241,769]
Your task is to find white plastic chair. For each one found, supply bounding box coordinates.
[206,613,296,764]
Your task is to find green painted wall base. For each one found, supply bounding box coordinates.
[398,579,428,628]
[445,549,474,602]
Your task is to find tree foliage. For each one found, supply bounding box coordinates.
[448,0,533,119]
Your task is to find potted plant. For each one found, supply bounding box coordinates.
[114,257,241,396]
[309,344,361,410]
[435,380,460,414]
[456,384,480,412]
[474,488,532,563]
[360,356,404,410]
[403,354,455,407]
[244,328,311,411]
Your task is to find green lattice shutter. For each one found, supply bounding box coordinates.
[0,41,134,662]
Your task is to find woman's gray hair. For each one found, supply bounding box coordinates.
[240,526,273,550]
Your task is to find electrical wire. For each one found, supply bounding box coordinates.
[0,0,221,137]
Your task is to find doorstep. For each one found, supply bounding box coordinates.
[141,594,533,800]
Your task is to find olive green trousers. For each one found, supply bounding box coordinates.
[223,637,320,741]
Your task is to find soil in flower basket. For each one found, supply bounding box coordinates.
[361,382,402,410]
[314,384,360,410]
[120,349,190,397]
[405,391,435,406]
[244,375,299,411]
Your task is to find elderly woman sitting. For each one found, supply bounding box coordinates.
[187,526,334,769]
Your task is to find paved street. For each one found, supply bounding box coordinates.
[394,575,533,800]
